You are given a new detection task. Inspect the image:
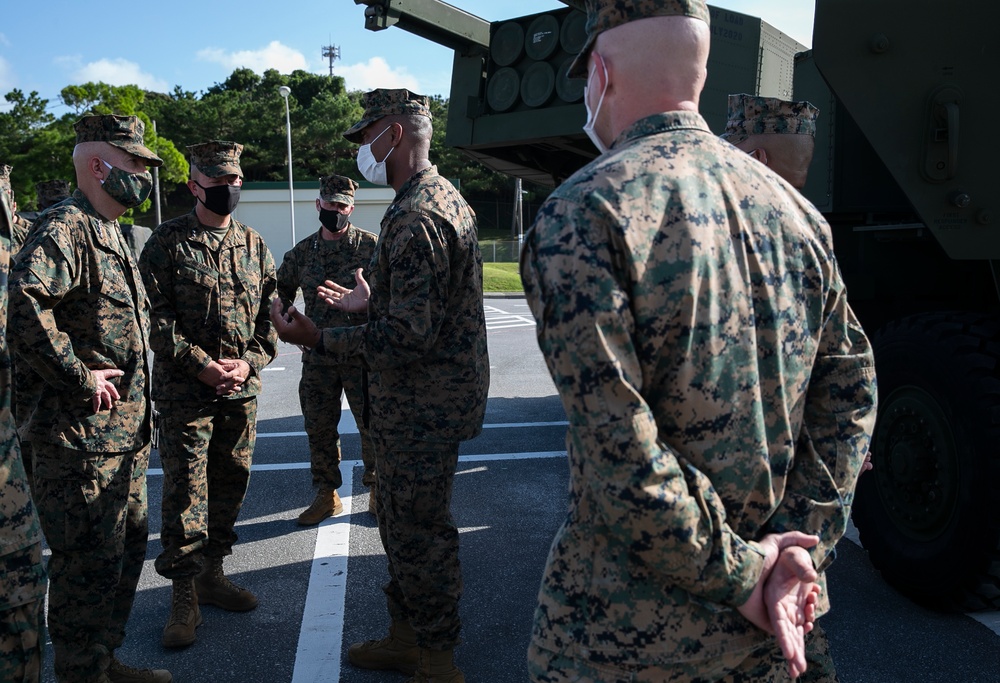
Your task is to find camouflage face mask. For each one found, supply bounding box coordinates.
[101,160,152,208]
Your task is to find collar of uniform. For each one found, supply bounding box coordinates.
[185,209,243,249]
[72,188,100,220]
[72,188,127,253]
[318,222,355,243]
[614,110,712,150]
[393,164,438,204]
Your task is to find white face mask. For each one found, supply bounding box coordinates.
[356,125,394,185]
[582,54,611,155]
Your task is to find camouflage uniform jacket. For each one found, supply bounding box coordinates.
[520,111,878,667]
[10,214,31,255]
[317,166,489,441]
[140,211,277,402]
[0,189,45,612]
[276,224,377,365]
[9,189,152,452]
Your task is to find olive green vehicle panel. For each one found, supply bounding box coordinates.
[811,0,999,260]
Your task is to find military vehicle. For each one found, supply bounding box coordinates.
[353,0,1000,611]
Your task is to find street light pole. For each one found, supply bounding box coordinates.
[278,86,295,247]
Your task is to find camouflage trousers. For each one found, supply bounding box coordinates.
[154,398,256,579]
[0,598,42,683]
[299,360,375,489]
[33,442,150,683]
[527,624,840,682]
[373,436,462,650]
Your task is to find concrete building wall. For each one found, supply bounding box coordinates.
[234,181,393,261]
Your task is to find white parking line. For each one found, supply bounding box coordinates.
[146,451,567,477]
[292,464,355,683]
[288,450,564,683]
[256,421,567,439]
[484,304,535,330]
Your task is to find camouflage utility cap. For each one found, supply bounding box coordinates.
[343,88,432,144]
[568,0,711,78]
[36,179,72,209]
[720,93,820,145]
[188,140,244,178]
[320,175,360,205]
[73,114,163,167]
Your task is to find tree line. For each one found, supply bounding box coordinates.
[0,68,540,230]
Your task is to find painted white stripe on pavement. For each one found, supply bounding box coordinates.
[254,421,568,439]
[291,462,353,683]
[146,451,566,477]
[970,612,1000,636]
[286,450,563,681]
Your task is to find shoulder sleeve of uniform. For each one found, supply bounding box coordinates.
[13,208,87,285]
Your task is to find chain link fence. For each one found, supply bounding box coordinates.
[481,238,525,263]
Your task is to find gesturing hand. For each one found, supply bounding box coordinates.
[90,368,124,413]
[269,298,322,349]
[317,268,370,313]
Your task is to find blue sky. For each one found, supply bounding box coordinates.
[0,1,814,115]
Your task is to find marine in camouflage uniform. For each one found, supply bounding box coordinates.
[0,160,46,683]
[9,115,170,683]
[0,165,37,491]
[36,179,72,212]
[271,88,489,682]
[139,140,277,649]
[10,179,71,491]
[276,174,378,525]
[0,165,33,256]
[721,93,821,190]
[520,2,878,682]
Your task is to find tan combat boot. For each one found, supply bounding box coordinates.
[161,578,201,648]
[194,557,258,611]
[108,656,173,683]
[348,621,420,674]
[407,647,464,683]
[297,489,344,525]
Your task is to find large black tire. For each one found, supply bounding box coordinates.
[852,312,1000,611]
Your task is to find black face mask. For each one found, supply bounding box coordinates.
[319,208,349,233]
[195,182,241,216]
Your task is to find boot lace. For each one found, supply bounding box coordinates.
[168,582,195,625]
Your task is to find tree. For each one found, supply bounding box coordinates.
[0,68,548,225]
[61,83,146,117]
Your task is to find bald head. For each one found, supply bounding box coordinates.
[73,141,111,169]
[735,133,817,189]
[596,15,709,111]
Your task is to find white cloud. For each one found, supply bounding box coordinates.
[197,41,309,74]
[337,56,420,93]
[69,58,169,93]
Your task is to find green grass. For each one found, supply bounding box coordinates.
[483,262,524,293]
